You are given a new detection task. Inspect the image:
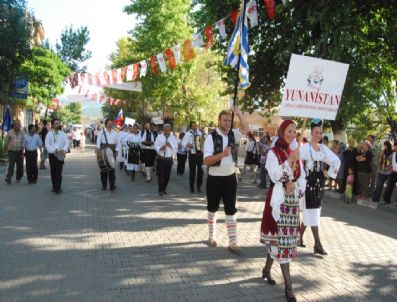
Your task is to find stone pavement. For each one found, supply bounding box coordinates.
[0,145,396,302]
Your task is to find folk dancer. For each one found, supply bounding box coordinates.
[45,118,69,194]
[260,120,306,302]
[96,119,119,191]
[117,125,129,170]
[203,107,248,252]
[23,124,43,184]
[126,124,141,181]
[4,119,24,184]
[182,121,204,193]
[154,124,177,196]
[140,122,157,182]
[299,119,340,255]
[176,132,187,176]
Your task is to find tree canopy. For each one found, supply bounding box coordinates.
[50,102,82,125]
[56,25,92,72]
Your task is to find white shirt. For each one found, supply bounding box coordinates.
[140,129,156,149]
[392,152,397,172]
[96,129,119,151]
[300,143,341,179]
[45,131,69,154]
[126,133,142,145]
[181,130,203,152]
[204,128,242,176]
[154,133,178,158]
[245,139,256,152]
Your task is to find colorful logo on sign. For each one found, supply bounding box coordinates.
[307,67,324,91]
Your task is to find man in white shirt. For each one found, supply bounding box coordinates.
[203,107,248,252]
[182,121,204,193]
[45,118,69,194]
[96,119,119,191]
[154,124,177,196]
[23,124,43,184]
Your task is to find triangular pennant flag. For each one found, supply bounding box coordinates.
[171,45,181,64]
[247,0,258,27]
[150,56,157,75]
[264,0,275,20]
[132,63,139,80]
[87,73,93,85]
[126,64,134,81]
[140,60,147,77]
[116,68,123,84]
[156,53,167,73]
[215,19,227,39]
[95,72,102,86]
[183,40,196,61]
[192,33,205,47]
[111,70,118,85]
[165,49,177,70]
[204,26,214,49]
[80,73,87,85]
[103,71,111,86]
[99,94,105,103]
[121,66,127,82]
[230,10,239,25]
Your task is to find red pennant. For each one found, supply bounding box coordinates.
[103,71,111,86]
[99,95,105,103]
[87,73,93,85]
[121,66,127,82]
[111,70,118,84]
[204,26,214,49]
[230,10,239,25]
[264,0,275,20]
[132,64,139,80]
[95,73,102,86]
[165,49,177,70]
[150,56,157,75]
[80,73,86,84]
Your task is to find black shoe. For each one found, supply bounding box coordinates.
[102,186,107,190]
[159,191,164,196]
[51,188,56,192]
[262,268,276,285]
[298,239,306,248]
[110,186,117,192]
[55,189,63,194]
[5,178,11,184]
[314,244,327,255]
[285,287,297,302]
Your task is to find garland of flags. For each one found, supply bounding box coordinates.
[67,0,277,107]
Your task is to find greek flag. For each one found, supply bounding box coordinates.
[224,1,250,90]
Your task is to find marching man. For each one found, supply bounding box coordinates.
[203,107,248,252]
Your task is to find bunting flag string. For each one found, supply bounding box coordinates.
[67,0,283,101]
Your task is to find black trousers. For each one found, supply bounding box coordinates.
[206,173,237,215]
[176,153,187,175]
[49,153,64,191]
[188,152,204,190]
[6,150,24,181]
[157,159,173,193]
[382,172,397,203]
[25,150,38,183]
[100,168,116,188]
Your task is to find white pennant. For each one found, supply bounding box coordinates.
[215,19,227,39]
[140,60,147,78]
[171,45,181,64]
[156,53,167,73]
[246,0,259,28]
[192,33,205,47]
[126,64,134,81]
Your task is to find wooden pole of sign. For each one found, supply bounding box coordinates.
[292,118,308,173]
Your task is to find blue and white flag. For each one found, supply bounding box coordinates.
[224,1,250,90]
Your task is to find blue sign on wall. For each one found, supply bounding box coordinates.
[9,78,28,99]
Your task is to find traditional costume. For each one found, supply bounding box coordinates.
[126,132,141,181]
[182,129,204,193]
[260,120,306,302]
[96,128,119,191]
[140,128,157,182]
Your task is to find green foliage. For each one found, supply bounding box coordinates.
[20,47,70,113]
[102,0,228,127]
[193,0,397,134]
[56,25,92,72]
[50,102,82,125]
[0,0,39,99]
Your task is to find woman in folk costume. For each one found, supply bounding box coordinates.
[126,124,141,181]
[298,119,340,255]
[260,120,306,302]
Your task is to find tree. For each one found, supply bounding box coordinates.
[50,102,82,125]
[20,47,70,118]
[56,25,92,72]
[193,1,397,137]
[0,0,40,101]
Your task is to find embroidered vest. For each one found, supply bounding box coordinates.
[210,129,237,166]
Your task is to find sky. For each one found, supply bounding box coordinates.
[28,0,135,73]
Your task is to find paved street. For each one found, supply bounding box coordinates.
[1,144,396,302]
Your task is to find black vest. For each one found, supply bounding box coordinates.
[210,129,237,166]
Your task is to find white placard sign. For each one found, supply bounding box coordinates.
[125,117,136,126]
[279,54,349,120]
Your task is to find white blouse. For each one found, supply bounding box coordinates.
[265,150,306,222]
[300,143,341,179]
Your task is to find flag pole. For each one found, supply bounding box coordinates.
[230,0,247,130]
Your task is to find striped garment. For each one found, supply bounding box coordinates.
[5,129,24,151]
[208,211,217,240]
[225,215,237,245]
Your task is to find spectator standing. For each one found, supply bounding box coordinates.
[242,132,258,183]
[367,135,379,195]
[372,141,393,202]
[356,142,373,200]
[176,132,187,176]
[383,142,397,204]
[4,119,24,184]
[23,124,43,184]
[257,135,271,189]
[39,120,49,169]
